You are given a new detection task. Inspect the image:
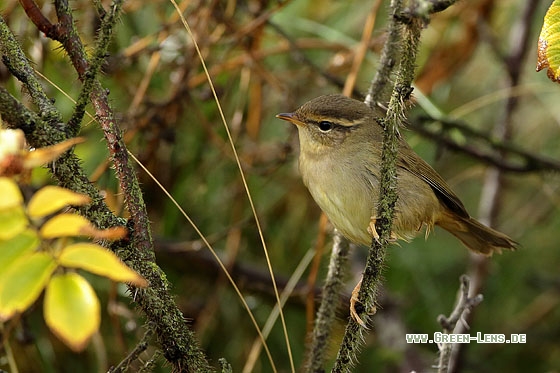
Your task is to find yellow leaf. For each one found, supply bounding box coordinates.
[0,205,28,240]
[44,273,100,352]
[85,225,128,240]
[40,213,94,238]
[58,243,148,287]
[27,186,90,218]
[0,179,28,239]
[23,137,85,168]
[0,229,39,268]
[0,252,56,320]
[39,213,128,240]
[0,177,23,209]
[537,0,560,82]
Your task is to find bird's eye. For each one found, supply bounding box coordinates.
[318,121,334,132]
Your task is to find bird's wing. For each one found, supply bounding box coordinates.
[397,139,470,218]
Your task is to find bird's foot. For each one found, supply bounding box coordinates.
[368,216,397,243]
[350,278,377,328]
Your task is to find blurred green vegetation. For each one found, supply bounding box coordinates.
[2,0,560,372]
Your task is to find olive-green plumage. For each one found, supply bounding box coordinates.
[277,94,516,255]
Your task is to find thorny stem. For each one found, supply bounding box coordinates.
[332,1,423,371]
[2,2,214,371]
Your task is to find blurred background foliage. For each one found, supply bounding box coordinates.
[2,0,560,372]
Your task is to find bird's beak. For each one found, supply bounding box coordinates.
[276,112,304,127]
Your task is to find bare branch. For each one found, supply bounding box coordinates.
[436,275,483,373]
[109,323,156,373]
[409,116,560,173]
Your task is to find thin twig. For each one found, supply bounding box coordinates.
[52,0,89,76]
[109,324,156,373]
[408,116,560,173]
[436,275,483,373]
[268,21,364,99]
[52,1,213,369]
[448,3,540,371]
[343,0,384,96]
[304,4,383,369]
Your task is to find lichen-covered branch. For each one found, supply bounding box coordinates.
[0,16,62,127]
[305,231,350,371]
[66,0,123,135]
[364,0,402,109]
[332,0,424,370]
[1,4,214,371]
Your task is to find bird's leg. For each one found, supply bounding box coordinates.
[368,216,397,242]
[350,277,366,327]
[350,277,377,327]
[368,216,380,242]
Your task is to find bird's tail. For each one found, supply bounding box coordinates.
[438,213,517,256]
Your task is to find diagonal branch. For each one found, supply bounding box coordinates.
[0,16,62,127]
[2,3,214,371]
[50,0,213,369]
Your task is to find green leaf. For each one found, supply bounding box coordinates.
[0,229,40,268]
[27,186,90,218]
[44,272,100,352]
[537,0,560,82]
[0,252,56,320]
[58,243,148,287]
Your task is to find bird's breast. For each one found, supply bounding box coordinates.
[299,154,376,246]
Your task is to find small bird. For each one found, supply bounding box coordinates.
[277,94,516,325]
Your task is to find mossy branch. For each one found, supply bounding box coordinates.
[0,3,214,371]
[0,17,62,127]
[332,0,424,370]
[305,231,351,371]
[66,0,123,136]
[364,0,402,109]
